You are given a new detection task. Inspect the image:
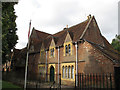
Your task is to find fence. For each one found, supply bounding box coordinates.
[76,73,115,89]
[2,71,25,88]
[3,72,115,89]
[3,71,61,88]
[27,73,61,88]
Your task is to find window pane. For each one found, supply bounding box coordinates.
[62,66,64,78]
[65,45,68,54]
[68,66,70,78]
[71,66,74,79]
[68,44,71,54]
[65,66,67,78]
[53,48,54,57]
[51,49,52,56]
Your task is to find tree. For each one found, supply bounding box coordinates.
[111,34,120,52]
[2,2,18,64]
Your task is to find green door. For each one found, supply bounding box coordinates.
[50,66,54,82]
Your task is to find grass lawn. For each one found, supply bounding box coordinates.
[2,81,21,88]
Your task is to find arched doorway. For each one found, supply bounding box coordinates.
[50,66,54,82]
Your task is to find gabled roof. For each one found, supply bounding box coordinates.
[34,29,51,40]
[45,19,89,47]
[30,27,51,42]
[29,16,96,49]
[29,15,116,52]
[27,15,120,65]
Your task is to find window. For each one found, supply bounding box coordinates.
[61,64,74,80]
[71,66,74,79]
[68,44,71,54]
[65,45,68,55]
[40,50,44,60]
[68,66,71,78]
[65,66,67,78]
[62,66,64,78]
[50,49,53,56]
[41,51,43,59]
[30,45,34,52]
[64,43,72,56]
[50,48,55,57]
[53,48,54,57]
[41,51,43,56]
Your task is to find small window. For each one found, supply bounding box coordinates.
[65,45,68,55]
[65,66,67,78]
[62,66,64,78]
[40,50,44,60]
[53,48,54,57]
[50,49,53,56]
[30,45,34,52]
[68,44,71,54]
[41,51,43,56]
[50,48,54,57]
[71,66,74,79]
[68,66,71,78]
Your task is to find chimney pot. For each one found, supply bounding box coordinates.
[87,14,91,19]
[66,25,68,28]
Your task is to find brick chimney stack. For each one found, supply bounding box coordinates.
[87,14,91,19]
[66,25,68,28]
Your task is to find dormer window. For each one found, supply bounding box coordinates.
[64,43,72,56]
[50,48,55,58]
[40,49,44,60]
[50,49,53,56]
[68,44,71,54]
[65,45,68,55]
[41,50,44,56]
[30,45,34,52]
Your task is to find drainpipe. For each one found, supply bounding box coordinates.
[75,42,78,87]
[45,50,47,81]
[58,47,60,84]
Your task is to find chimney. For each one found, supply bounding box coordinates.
[87,14,91,19]
[66,25,68,28]
[64,25,68,30]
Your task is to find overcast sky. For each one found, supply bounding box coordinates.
[14,0,119,49]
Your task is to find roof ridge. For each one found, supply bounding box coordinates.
[80,16,94,39]
[53,19,89,36]
[68,19,89,29]
[34,29,51,35]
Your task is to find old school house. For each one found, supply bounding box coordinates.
[28,15,120,86]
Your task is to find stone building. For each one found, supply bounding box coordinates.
[28,15,120,85]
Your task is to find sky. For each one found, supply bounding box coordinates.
[14,0,119,49]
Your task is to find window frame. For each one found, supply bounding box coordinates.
[65,66,68,78]
[71,66,74,79]
[50,47,55,58]
[65,45,68,55]
[68,44,71,54]
[52,48,54,57]
[62,66,65,78]
[68,66,71,79]
[64,42,72,56]
[61,63,75,81]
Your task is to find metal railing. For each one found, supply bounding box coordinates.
[75,73,115,89]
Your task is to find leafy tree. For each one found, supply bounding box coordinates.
[111,35,120,52]
[2,2,18,64]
